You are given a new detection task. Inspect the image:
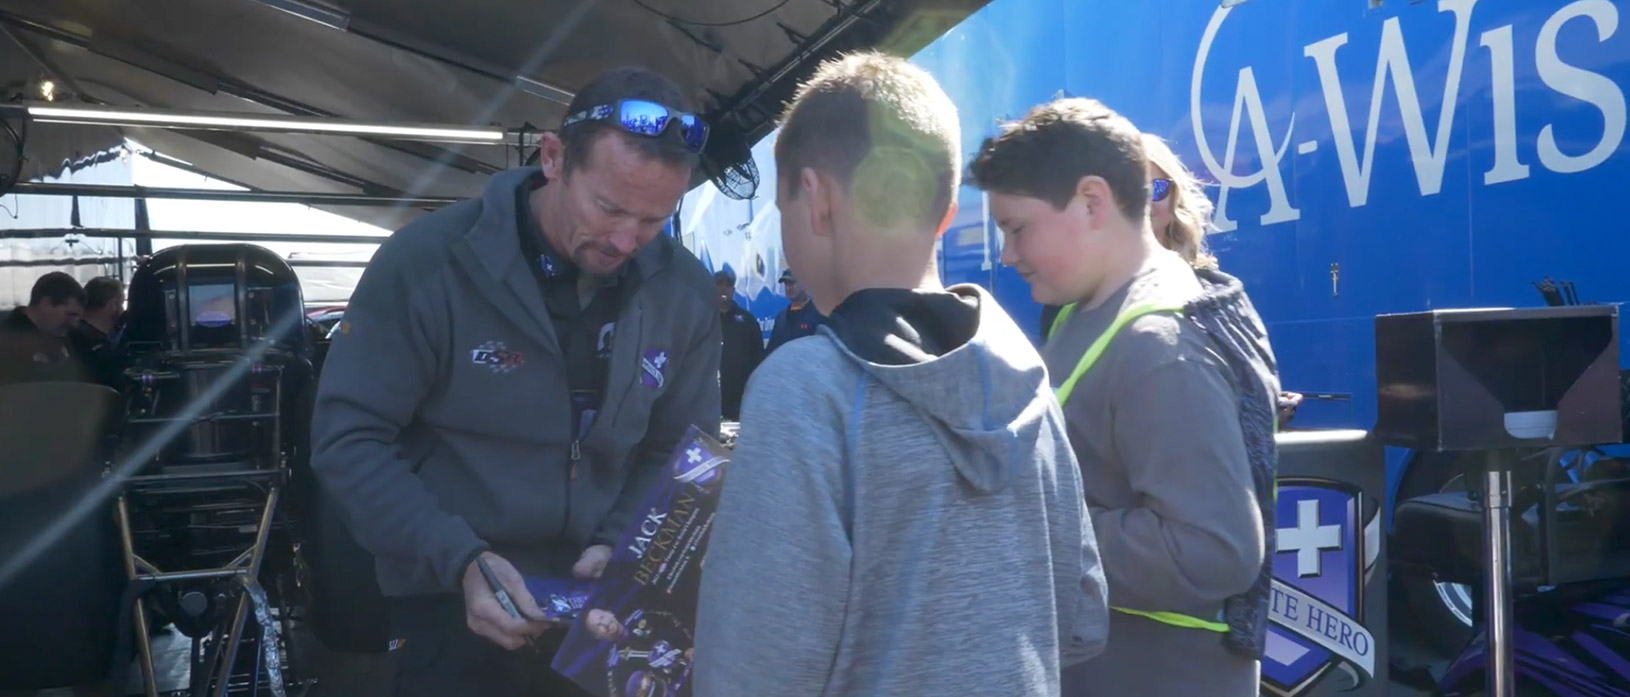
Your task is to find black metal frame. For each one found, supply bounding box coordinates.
[111,244,322,697]
[117,354,296,697]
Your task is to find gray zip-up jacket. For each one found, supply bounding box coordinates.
[695,284,1108,697]
[311,167,721,597]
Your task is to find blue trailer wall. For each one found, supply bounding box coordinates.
[681,0,1630,505]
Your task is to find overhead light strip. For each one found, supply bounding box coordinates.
[24,103,509,144]
[256,0,351,31]
[514,76,574,107]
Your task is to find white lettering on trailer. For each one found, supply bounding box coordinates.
[1192,0,1627,230]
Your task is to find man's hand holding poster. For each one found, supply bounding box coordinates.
[546,425,730,697]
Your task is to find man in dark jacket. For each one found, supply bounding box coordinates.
[765,269,825,353]
[713,270,764,420]
[1,272,86,386]
[68,276,124,388]
[311,67,721,697]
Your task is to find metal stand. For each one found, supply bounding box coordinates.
[117,484,282,697]
[1482,452,1516,697]
[117,364,292,697]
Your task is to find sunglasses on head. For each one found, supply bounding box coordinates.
[1151,177,1173,202]
[561,99,710,152]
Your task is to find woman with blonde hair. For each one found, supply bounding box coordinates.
[1141,133,1303,423]
[1142,133,1218,270]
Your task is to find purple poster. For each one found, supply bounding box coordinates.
[549,425,729,697]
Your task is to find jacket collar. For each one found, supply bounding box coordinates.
[3,307,37,332]
[464,166,673,284]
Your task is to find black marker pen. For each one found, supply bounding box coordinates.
[476,556,537,651]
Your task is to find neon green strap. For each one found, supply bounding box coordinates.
[1112,606,1229,632]
[1049,300,1187,407]
[1051,300,1229,634]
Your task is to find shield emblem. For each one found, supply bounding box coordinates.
[1263,477,1382,696]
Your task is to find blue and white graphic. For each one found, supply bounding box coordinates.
[673,443,725,487]
[640,348,668,389]
[1264,479,1382,697]
[540,254,564,278]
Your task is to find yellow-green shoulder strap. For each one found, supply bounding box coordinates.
[1051,301,1187,407]
[1051,299,1228,634]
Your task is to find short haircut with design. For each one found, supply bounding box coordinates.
[775,51,962,233]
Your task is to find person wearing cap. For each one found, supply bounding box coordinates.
[765,269,826,354]
[713,269,765,421]
[311,66,721,697]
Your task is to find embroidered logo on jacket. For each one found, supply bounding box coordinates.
[540,254,564,278]
[470,341,525,374]
[640,348,668,389]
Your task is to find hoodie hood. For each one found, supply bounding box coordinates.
[1187,266,1279,393]
[1159,261,1284,659]
[820,284,1052,494]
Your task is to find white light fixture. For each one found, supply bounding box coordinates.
[25,103,510,145]
[256,0,350,31]
[515,76,575,106]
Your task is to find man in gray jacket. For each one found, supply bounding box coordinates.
[311,67,721,697]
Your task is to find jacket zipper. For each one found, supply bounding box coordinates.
[564,431,577,542]
[563,280,648,544]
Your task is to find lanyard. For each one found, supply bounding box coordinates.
[1048,300,1187,406]
[1048,299,1231,634]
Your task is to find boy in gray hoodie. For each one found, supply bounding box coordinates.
[969,97,1280,696]
[693,52,1109,697]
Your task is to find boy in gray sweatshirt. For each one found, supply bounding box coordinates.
[969,97,1280,696]
[693,52,1110,697]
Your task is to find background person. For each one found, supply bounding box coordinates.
[68,276,124,388]
[1142,133,1303,425]
[1142,133,1218,271]
[764,269,824,353]
[1,272,87,386]
[713,269,764,421]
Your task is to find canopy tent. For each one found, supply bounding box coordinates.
[0,145,393,307]
[0,0,989,231]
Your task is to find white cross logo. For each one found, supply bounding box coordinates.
[686,447,703,464]
[654,352,667,368]
[1278,498,1342,578]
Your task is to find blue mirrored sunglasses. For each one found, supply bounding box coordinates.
[1151,177,1173,202]
[560,99,709,152]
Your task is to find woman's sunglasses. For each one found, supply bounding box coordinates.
[1151,177,1173,202]
[560,99,710,152]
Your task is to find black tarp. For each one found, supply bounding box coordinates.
[0,0,988,230]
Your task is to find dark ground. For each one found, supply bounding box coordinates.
[0,599,1452,697]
